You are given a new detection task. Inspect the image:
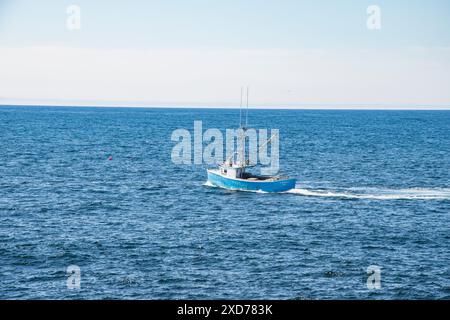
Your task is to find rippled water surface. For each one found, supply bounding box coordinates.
[0,106,449,299]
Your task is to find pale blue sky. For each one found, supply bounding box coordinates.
[1,0,450,108]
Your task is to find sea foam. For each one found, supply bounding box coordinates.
[286,187,450,200]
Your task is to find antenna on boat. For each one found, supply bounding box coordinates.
[239,87,243,128]
[245,86,249,128]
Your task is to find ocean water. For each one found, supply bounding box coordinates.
[0,106,449,300]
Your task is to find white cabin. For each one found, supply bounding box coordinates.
[220,165,245,179]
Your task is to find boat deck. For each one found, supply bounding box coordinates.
[243,173,283,182]
[209,169,289,182]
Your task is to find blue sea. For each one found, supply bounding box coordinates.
[0,106,449,299]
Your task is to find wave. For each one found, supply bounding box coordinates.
[203,180,269,193]
[203,180,216,187]
[286,187,450,200]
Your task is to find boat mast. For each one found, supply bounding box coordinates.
[245,86,249,128]
[235,86,250,169]
[240,86,249,168]
[239,87,243,128]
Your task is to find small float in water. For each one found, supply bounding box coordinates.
[206,87,296,193]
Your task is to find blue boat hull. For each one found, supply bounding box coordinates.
[207,170,296,193]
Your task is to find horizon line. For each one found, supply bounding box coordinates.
[1,103,450,111]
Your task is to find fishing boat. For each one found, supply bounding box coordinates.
[206,87,296,193]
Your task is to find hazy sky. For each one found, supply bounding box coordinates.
[1,0,450,108]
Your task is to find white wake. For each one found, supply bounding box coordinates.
[203,180,269,193]
[203,180,216,187]
[204,180,450,200]
[286,187,450,200]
